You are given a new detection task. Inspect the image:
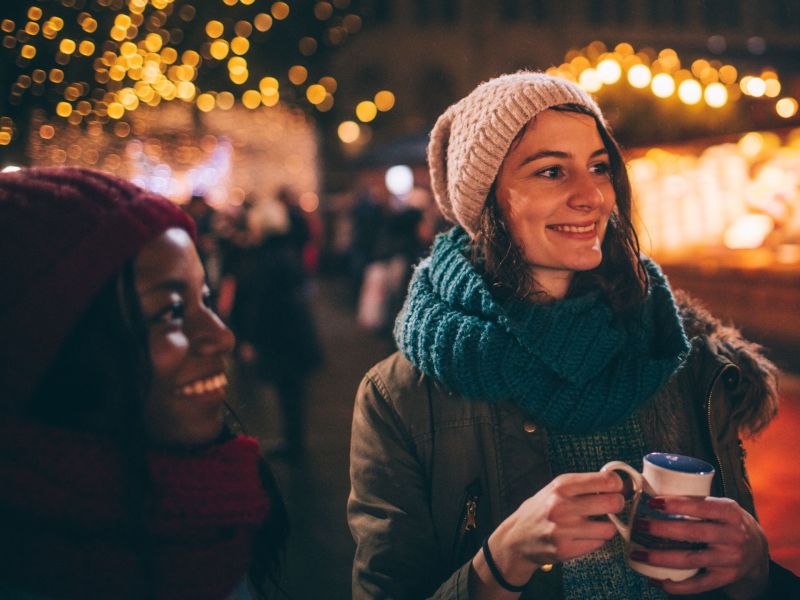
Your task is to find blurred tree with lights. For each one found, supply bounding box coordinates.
[0,0,364,163]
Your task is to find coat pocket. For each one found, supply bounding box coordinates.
[450,478,482,571]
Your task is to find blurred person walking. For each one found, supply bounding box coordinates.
[348,72,799,599]
[228,188,322,459]
[0,167,288,600]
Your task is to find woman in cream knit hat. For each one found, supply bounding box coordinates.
[348,72,798,598]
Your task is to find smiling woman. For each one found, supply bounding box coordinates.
[348,71,799,599]
[0,168,287,600]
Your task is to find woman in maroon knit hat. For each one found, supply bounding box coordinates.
[0,167,288,599]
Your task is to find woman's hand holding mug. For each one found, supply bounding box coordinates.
[601,453,770,597]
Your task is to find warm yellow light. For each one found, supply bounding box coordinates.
[25,22,39,36]
[210,40,229,60]
[231,37,249,55]
[764,79,781,98]
[597,59,622,84]
[738,132,764,158]
[262,90,279,107]
[718,65,737,85]
[182,50,200,67]
[271,2,290,20]
[355,100,378,122]
[82,18,97,33]
[289,65,308,85]
[115,14,132,29]
[614,42,634,55]
[259,76,279,93]
[217,91,235,110]
[206,20,224,38]
[0,131,11,145]
[254,13,273,32]
[120,41,137,57]
[108,102,125,119]
[118,88,139,110]
[161,47,178,64]
[228,57,248,75]
[691,59,710,78]
[338,121,360,143]
[242,89,261,109]
[374,90,395,111]
[145,33,163,52]
[704,82,728,107]
[20,44,36,59]
[746,77,766,97]
[1,19,14,33]
[723,214,773,250]
[627,64,651,88]
[578,68,603,92]
[306,84,327,105]
[28,7,43,20]
[651,73,675,98]
[776,97,798,119]
[230,69,249,85]
[176,81,196,100]
[678,79,702,105]
[39,124,55,139]
[56,102,72,117]
[79,40,95,56]
[49,68,64,83]
[197,93,215,112]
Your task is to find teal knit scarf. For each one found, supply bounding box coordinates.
[394,227,690,433]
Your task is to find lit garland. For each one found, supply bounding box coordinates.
[547,41,798,117]
[1,0,389,148]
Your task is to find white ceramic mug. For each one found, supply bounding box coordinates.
[600,452,715,581]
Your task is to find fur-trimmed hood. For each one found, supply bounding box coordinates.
[674,289,779,437]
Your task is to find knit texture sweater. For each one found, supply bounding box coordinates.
[394,227,690,433]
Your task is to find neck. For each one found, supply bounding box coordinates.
[527,268,573,301]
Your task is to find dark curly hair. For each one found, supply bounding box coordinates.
[472,103,648,316]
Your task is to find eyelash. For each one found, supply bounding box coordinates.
[150,301,185,325]
[535,162,611,179]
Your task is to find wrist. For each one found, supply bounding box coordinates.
[471,526,536,595]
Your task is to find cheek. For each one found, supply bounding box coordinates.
[148,331,190,380]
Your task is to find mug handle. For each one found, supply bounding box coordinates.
[600,460,644,543]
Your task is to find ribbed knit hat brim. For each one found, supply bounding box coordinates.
[0,167,196,410]
[428,71,605,236]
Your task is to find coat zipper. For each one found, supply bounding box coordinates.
[451,479,482,568]
[706,364,732,497]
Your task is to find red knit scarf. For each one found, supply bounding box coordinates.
[0,419,272,600]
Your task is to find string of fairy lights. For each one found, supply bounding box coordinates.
[0,0,397,147]
[547,41,798,118]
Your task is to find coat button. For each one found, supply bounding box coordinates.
[523,421,537,433]
[541,563,554,572]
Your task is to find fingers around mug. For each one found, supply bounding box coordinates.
[639,516,731,545]
[570,491,625,517]
[649,495,742,523]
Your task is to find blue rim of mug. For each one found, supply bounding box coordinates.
[644,452,714,474]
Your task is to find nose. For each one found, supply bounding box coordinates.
[193,306,236,356]
[567,172,605,211]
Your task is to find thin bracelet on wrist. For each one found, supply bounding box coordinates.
[481,536,527,593]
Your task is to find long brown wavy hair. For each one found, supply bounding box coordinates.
[472,103,648,317]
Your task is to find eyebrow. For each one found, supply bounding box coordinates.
[517,147,609,169]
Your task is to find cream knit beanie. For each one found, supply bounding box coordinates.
[428,71,605,237]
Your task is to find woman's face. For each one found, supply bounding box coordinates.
[495,109,616,299]
[135,228,235,448]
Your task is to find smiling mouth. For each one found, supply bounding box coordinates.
[178,373,228,397]
[548,222,597,233]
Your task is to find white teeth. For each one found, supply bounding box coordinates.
[551,223,595,233]
[180,373,228,396]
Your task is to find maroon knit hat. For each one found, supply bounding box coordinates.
[0,167,196,410]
